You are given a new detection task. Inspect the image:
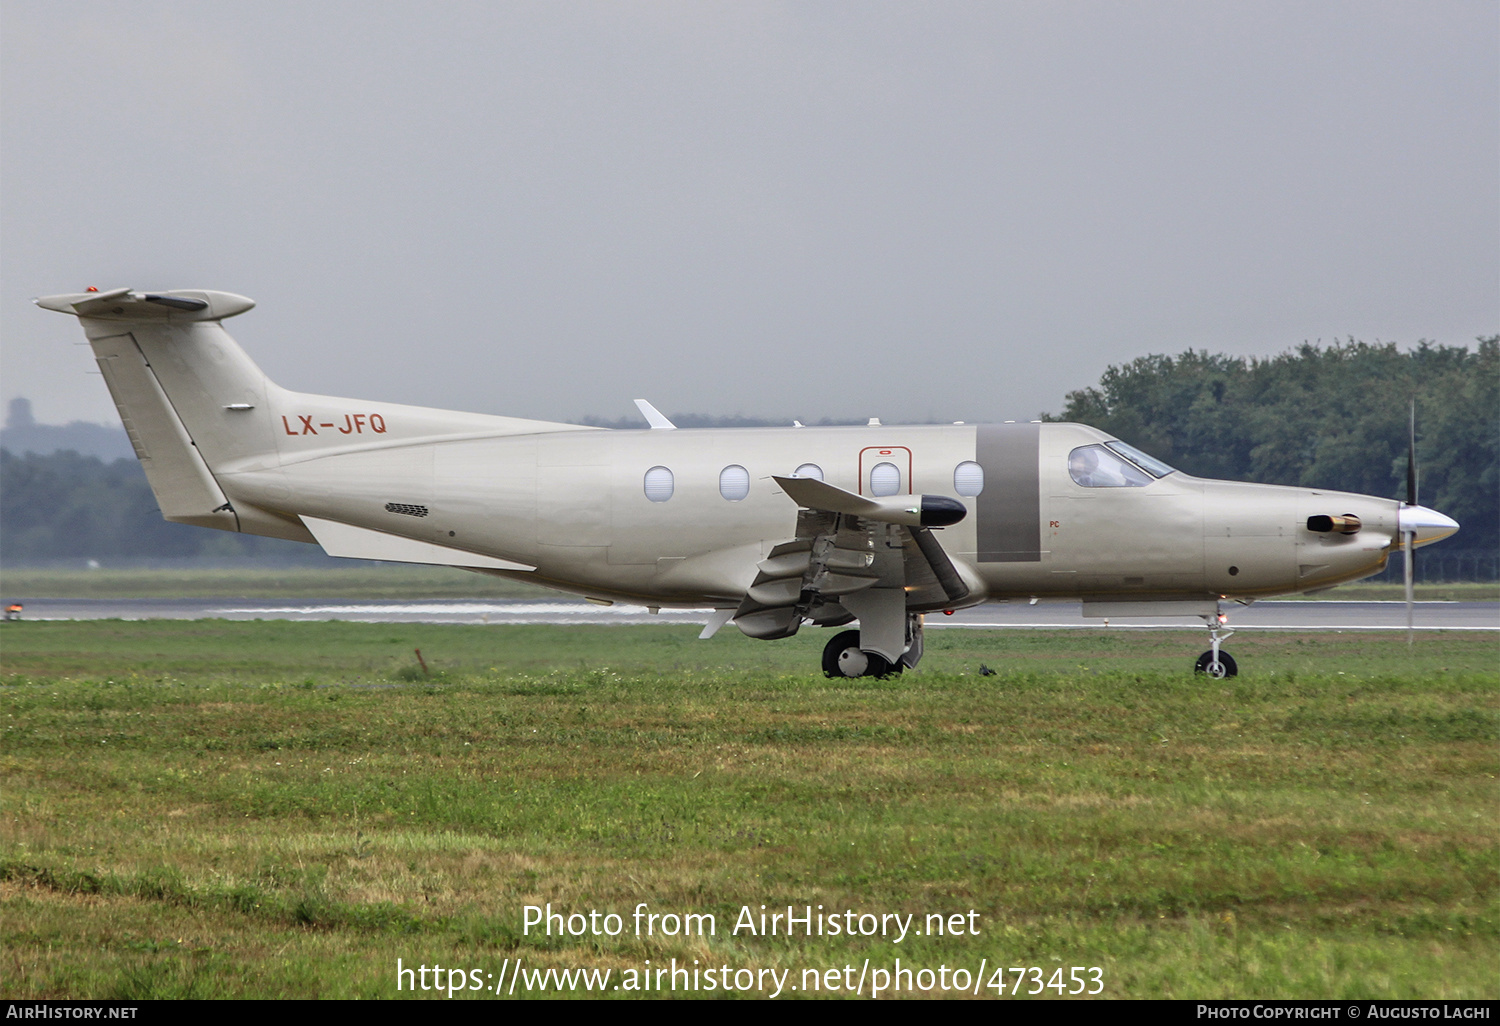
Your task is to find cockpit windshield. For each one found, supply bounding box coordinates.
[1067,441,1176,488]
[1105,440,1175,479]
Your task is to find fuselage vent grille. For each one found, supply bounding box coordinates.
[384,502,429,518]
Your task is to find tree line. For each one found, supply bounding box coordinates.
[0,449,326,564]
[2,337,1494,568]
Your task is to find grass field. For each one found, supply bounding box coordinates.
[2,563,1495,601]
[2,620,1496,1000]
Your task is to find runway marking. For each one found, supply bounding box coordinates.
[23,615,1495,631]
[929,623,1498,631]
[18,598,1496,631]
[1254,600,1462,605]
[204,602,702,616]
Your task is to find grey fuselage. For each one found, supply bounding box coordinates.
[232,414,1405,609]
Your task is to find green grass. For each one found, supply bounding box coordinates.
[2,621,1496,999]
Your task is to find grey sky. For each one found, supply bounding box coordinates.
[4,1,1495,427]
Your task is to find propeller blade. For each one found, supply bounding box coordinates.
[1407,399,1418,507]
[1405,398,1417,645]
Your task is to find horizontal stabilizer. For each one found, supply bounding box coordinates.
[301,516,535,571]
[36,289,255,322]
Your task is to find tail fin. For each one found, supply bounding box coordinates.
[38,287,591,547]
[34,288,306,540]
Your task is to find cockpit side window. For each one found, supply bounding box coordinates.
[1105,440,1176,478]
[1068,444,1154,487]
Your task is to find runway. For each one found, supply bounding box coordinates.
[11,597,1497,631]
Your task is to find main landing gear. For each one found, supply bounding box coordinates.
[1194,608,1238,678]
[822,616,928,679]
[822,630,901,678]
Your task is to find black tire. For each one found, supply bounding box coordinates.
[1194,649,1238,678]
[821,630,901,679]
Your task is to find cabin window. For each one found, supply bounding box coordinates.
[1067,445,1152,488]
[953,461,984,497]
[869,461,901,496]
[719,464,750,501]
[793,463,824,481]
[643,466,675,502]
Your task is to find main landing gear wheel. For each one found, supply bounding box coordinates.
[821,630,901,679]
[1194,650,1238,678]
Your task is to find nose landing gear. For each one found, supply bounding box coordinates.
[1195,607,1237,678]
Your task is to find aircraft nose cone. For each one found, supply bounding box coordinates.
[1399,504,1460,546]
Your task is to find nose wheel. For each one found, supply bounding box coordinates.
[1194,607,1238,678]
[1194,649,1238,678]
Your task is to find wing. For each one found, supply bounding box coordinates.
[732,477,976,643]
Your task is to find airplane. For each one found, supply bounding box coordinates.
[36,287,1460,679]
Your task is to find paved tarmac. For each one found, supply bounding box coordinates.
[10,597,1497,632]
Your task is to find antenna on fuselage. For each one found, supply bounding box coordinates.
[633,399,676,430]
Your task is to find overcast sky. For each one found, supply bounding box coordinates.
[4,1,1495,428]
